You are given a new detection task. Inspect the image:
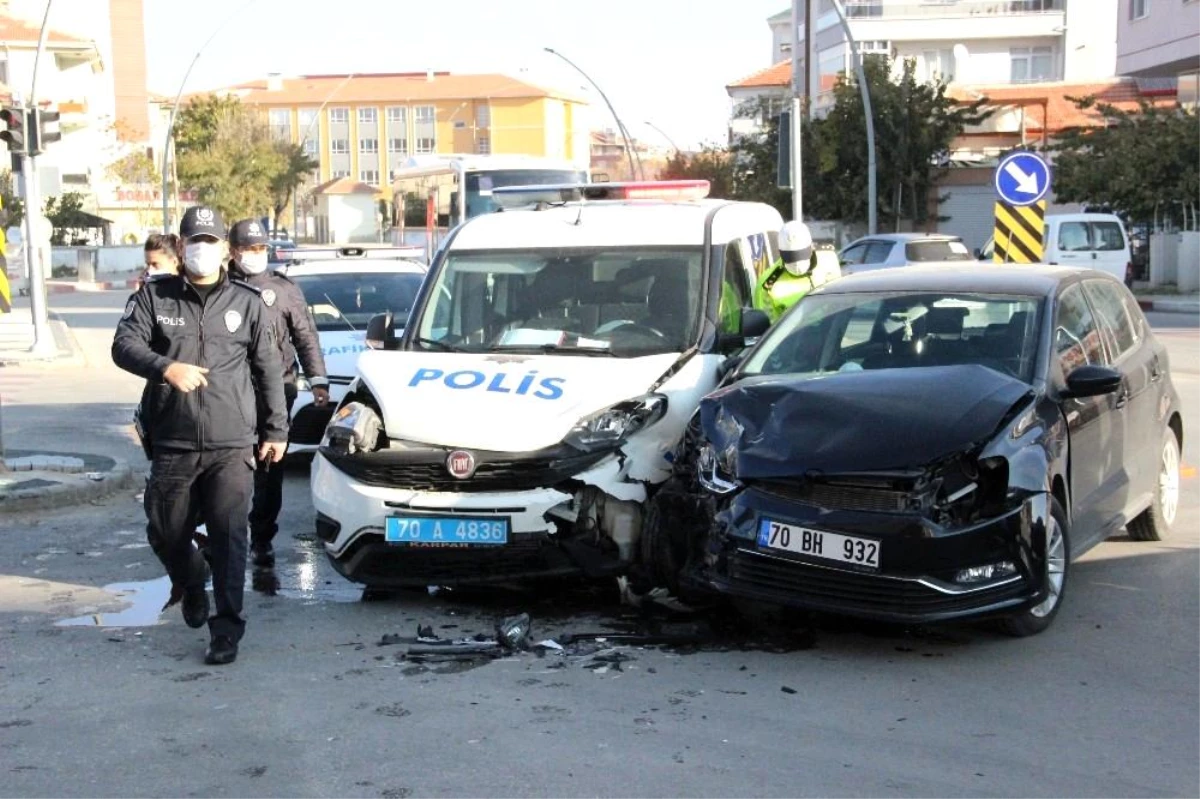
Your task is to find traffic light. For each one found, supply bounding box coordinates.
[31,108,61,154]
[0,107,26,154]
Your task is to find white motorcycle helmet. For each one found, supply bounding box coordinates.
[779,221,815,277]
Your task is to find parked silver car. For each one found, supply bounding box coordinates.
[838,233,974,275]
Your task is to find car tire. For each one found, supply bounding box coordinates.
[1127,426,1181,542]
[999,496,1070,637]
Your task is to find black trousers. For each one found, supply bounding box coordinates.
[249,381,298,551]
[145,446,256,641]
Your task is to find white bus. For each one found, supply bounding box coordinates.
[389,154,588,254]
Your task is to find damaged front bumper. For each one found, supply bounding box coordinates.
[311,447,649,588]
[688,486,1051,625]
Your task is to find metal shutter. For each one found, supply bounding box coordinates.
[939,184,996,253]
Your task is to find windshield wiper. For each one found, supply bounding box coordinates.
[487,343,617,357]
[322,293,357,332]
[415,336,468,352]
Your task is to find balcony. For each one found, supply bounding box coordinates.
[843,0,1063,18]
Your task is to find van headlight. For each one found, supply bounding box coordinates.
[697,442,741,495]
[564,393,668,453]
[321,402,383,455]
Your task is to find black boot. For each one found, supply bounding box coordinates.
[204,635,238,665]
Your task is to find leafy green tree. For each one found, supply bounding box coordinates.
[175,99,284,221]
[0,171,24,228]
[270,142,318,233]
[44,192,93,245]
[1046,99,1199,228]
[659,146,737,200]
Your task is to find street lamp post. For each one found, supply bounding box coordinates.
[23,0,55,356]
[292,72,358,240]
[643,121,679,156]
[543,47,641,181]
[160,0,261,232]
[830,0,878,235]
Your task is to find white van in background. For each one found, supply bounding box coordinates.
[980,212,1133,284]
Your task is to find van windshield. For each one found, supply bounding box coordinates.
[414,247,704,357]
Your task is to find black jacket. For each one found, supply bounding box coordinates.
[113,273,289,451]
[229,264,327,387]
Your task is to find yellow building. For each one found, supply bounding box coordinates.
[200,71,591,195]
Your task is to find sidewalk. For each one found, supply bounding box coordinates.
[1135,292,1200,314]
[46,270,141,294]
[0,307,83,365]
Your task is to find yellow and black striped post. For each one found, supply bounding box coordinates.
[992,200,1047,264]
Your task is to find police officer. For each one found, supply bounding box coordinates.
[113,206,288,666]
[227,218,329,590]
[754,221,817,323]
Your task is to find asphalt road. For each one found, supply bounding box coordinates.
[0,292,1196,798]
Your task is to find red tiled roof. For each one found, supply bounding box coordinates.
[950,79,1177,133]
[726,60,842,93]
[312,177,378,196]
[0,14,93,46]
[188,72,583,105]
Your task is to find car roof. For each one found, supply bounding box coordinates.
[281,259,427,277]
[449,199,784,249]
[847,232,962,244]
[811,263,1113,297]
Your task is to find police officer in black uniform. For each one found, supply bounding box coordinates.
[113,206,288,666]
[227,218,329,590]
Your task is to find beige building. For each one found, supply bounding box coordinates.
[1116,0,1200,108]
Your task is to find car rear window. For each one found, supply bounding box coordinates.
[905,240,972,262]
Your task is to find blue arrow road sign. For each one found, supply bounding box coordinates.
[994,151,1051,206]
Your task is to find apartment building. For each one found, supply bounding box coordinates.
[199,71,591,197]
[1116,0,1200,108]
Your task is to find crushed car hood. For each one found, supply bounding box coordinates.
[701,364,1033,478]
[358,350,680,452]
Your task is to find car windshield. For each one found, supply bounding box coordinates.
[742,291,1043,383]
[414,247,704,357]
[291,271,425,332]
[905,239,973,262]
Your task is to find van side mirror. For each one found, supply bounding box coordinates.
[365,312,399,351]
[1063,365,1122,398]
[740,308,771,340]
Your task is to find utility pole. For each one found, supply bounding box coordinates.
[830,0,877,235]
[789,0,804,221]
[805,0,814,119]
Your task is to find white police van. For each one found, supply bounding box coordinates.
[276,247,427,453]
[310,180,790,587]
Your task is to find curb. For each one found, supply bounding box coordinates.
[47,278,140,294]
[0,454,137,514]
[0,319,85,367]
[1138,299,1200,315]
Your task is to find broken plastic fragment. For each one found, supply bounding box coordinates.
[534,639,563,651]
[495,613,532,651]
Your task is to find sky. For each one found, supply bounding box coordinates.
[142,0,788,150]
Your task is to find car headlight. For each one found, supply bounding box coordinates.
[296,374,311,392]
[563,393,668,453]
[696,441,741,495]
[321,402,383,455]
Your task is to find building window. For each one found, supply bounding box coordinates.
[330,139,349,154]
[358,107,377,126]
[329,107,349,124]
[845,0,883,17]
[414,105,436,153]
[388,137,408,155]
[268,108,291,141]
[359,138,378,154]
[476,135,490,155]
[1010,46,1055,82]
[359,169,380,185]
[1130,0,1150,18]
[386,106,406,124]
[414,105,436,124]
[476,104,490,128]
[303,139,319,158]
[415,137,436,154]
[332,169,350,179]
[921,49,955,83]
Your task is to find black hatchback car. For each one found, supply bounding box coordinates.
[646,265,1183,636]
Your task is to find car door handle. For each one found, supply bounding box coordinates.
[1150,359,1163,382]
[1115,389,1130,408]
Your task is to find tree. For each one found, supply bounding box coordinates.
[659,146,737,199]
[0,171,24,228]
[1047,99,1199,228]
[44,192,93,245]
[175,98,285,221]
[269,141,318,233]
[107,150,163,230]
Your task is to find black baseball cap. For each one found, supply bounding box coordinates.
[229,219,270,247]
[179,206,226,240]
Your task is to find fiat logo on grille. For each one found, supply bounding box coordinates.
[445,450,477,480]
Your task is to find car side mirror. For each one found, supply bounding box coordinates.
[1063,365,1122,398]
[740,308,771,340]
[365,312,399,351]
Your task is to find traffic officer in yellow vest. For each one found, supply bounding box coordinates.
[753,221,816,323]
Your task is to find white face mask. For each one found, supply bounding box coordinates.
[238,251,269,275]
[184,242,225,278]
